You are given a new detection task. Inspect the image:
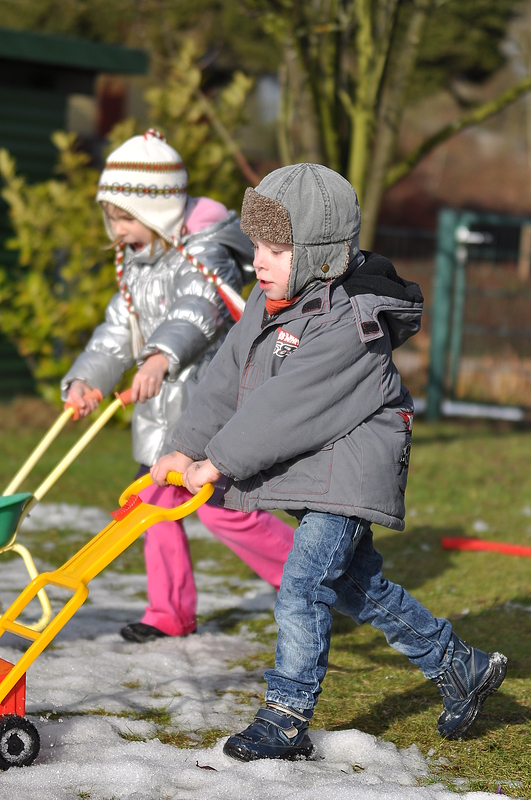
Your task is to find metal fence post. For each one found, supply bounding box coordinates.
[426,208,458,420]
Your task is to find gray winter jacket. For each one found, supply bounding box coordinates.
[61,210,253,466]
[170,252,423,531]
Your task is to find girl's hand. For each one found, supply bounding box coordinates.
[132,353,169,403]
[150,451,195,486]
[66,381,100,418]
[182,459,222,495]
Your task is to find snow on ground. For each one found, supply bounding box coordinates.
[0,504,506,799]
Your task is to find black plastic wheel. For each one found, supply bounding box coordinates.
[0,714,40,769]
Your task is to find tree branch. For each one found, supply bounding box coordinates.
[193,89,261,187]
[385,75,531,189]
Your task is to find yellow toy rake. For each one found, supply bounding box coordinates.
[0,471,213,770]
[0,389,132,631]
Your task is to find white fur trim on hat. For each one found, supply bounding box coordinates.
[96,129,188,244]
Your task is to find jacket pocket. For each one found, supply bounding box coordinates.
[358,406,411,516]
[265,444,333,496]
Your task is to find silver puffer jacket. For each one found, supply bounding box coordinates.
[61,210,254,466]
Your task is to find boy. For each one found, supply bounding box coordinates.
[151,163,507,760]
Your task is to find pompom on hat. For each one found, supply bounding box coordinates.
[96,129,188,244]
[240,163,361,300]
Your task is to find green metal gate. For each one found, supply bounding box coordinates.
[426,208,531,420]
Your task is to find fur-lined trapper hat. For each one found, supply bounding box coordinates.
[240,163,361,299]
[96,129,188,244]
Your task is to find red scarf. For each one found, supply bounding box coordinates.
[265,296,299,315]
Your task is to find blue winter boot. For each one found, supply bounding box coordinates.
[223,703,314,762]
[433,633,507,739]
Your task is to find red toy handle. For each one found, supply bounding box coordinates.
[64,388,103,421]
[115,388,133,408]
[442,536,531,558]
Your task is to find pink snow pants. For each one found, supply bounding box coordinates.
[138,483,295,636]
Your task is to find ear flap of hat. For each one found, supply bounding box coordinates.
[288,240,352,299]
[240,188,293,244]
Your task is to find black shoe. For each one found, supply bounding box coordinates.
[433,633,507,739]
[223,704,314,762]
[120,622,169,643]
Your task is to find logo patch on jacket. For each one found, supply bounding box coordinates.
[397,409,414,433]
[274,328,300,357]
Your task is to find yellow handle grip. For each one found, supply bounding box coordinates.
[118,471,214,514]
[166,470,184,486]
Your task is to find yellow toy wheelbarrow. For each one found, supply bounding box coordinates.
[0,388,132,632]
[0,471,213,770]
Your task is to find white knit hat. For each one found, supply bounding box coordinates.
[96,129,188,244]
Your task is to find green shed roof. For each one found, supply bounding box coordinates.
[0,26,148,74]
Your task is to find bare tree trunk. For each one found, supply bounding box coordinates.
[346,0,399,201]
[348,0,377,198]
[278,55,294,165]
[360,0,432,250]
[294,16,342,170]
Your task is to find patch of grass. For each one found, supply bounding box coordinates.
[113,718,234,750]
[239,611,277,639]
[197,608,245,634]
[31,705,173,727]
[156,727,231,749]
[118,730,146,743]
[119,707,173,727]
[198,608,277,640]
[215,688,262,705]
[228,652,271,674]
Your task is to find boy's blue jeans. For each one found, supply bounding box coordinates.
[265,512,454,712]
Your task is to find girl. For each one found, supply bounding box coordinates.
[62,129,294,643]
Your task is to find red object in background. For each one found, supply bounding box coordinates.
[97,75,126,137]
[442,537,531,558]
[0,657,26,715]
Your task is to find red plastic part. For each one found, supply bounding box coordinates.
[110,493,143,521]
[441,537,531,558]
[118,388,133,406]
[0,657,26,716]
[64,387,103,421]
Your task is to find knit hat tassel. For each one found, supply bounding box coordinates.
[216,282,246,321]
[115,243,146,357]
[129,312,145,359]
[172,238,245,322]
